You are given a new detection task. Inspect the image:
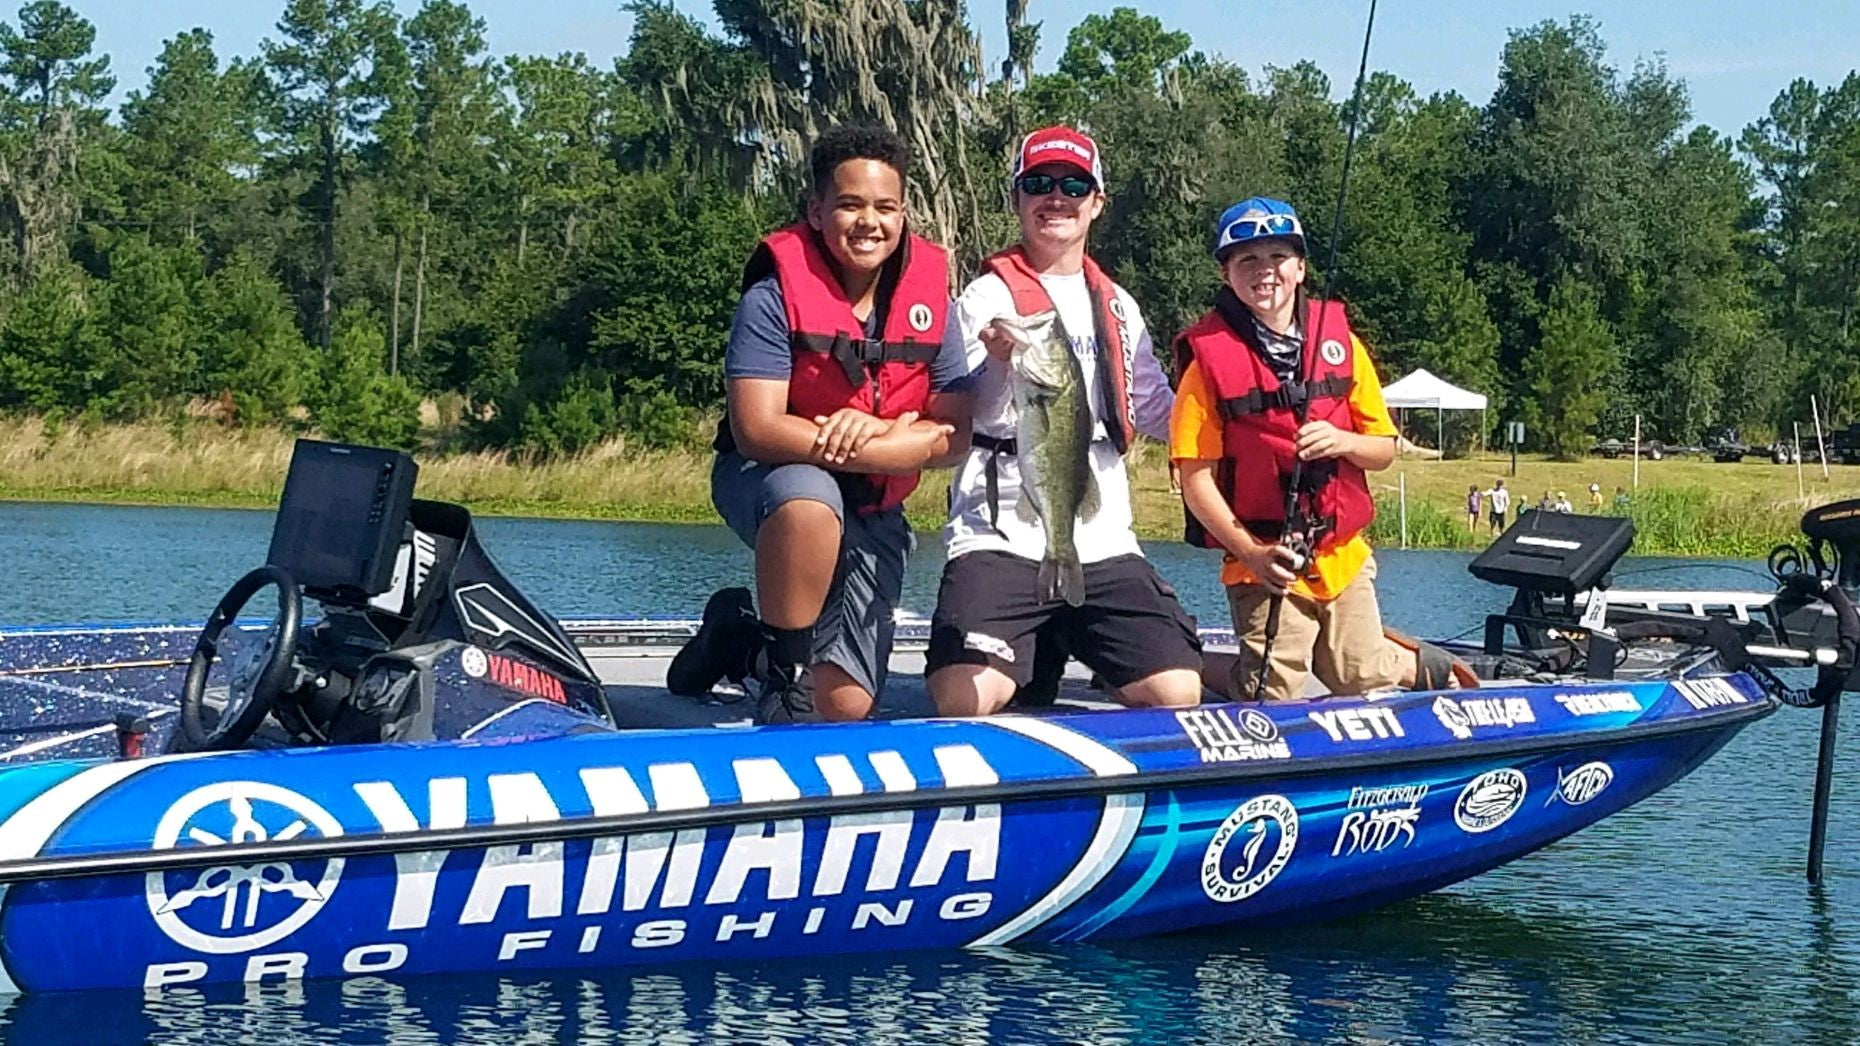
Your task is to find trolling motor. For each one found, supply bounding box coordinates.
[1757,500,1860,884]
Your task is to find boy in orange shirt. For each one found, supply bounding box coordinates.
[1171,197,1458,700]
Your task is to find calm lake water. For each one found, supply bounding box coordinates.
[0,501,1853,1044]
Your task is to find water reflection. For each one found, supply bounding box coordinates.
[0,507,1853,1042]
[2,888,1853,1044]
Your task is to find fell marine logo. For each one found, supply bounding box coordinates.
[1176,707,1290,763]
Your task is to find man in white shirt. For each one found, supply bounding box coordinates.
[926,126,1203,717]
[1486,479,1511,534]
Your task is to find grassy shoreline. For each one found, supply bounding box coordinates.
[3,417,1857,558]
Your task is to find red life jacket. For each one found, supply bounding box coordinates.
[1173,293,1376,552]
[726,223,950,512]
[980,247,1137,453]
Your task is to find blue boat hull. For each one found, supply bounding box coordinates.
[0,631,1771,992]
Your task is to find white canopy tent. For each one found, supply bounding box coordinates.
[1381,368,1489,454]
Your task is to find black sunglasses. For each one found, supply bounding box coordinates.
[1017,173,1096,198]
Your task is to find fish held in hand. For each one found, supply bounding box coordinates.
[994,310,1101,607]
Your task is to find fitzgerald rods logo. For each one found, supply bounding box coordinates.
[138,745,1009,989]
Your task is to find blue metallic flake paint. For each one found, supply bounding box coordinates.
[0,720,1140,990]
[0,622,1776,992]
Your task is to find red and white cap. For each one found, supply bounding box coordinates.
[1012,126,1104,186]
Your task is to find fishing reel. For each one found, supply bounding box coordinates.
[1281,528,1314,577]
[1280,506,1333,581]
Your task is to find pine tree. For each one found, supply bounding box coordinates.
[1524,276,1618,458]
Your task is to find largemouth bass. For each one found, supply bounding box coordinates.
[997,309,1100,606]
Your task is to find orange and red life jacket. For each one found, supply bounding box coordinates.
[1173,293,1375,552]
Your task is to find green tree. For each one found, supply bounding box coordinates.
[89,234,202,415]
[305,313,421,447]
[396,1,500,370]
[578,174,770,407]
[262,0,404,349]
[0,1,112,282]
[0,262,92,409]
[502,54,617,267]
[197,255,312,424]
[1461,16,1650,394]
[1523,277,1617,457]
[0,1,110,123]
[118,30,260,247]
[1025,5,1191,119]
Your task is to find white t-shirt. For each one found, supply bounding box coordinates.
[943,269,1173,563]
[1488,487,1511,514]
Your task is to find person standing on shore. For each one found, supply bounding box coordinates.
[1466,484,1483,532]
[668,124,972,724]
[925,125,1203,717]
[1487,479,1511,534]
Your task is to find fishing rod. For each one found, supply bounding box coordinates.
[1252,0,1380,702]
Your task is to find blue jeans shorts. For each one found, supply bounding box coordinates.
[711,452,911,698]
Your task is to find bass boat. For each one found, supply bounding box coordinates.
[0,440,1848,993]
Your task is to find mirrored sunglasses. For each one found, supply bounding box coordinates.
[1223,214,1299,243]
[1017,173,1096,198]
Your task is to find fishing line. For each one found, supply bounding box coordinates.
[1251,0,1380,702]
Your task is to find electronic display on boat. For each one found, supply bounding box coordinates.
[1469,510,1634,596]
[266,439,417,602]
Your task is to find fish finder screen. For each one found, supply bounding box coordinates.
[267,439,418,599]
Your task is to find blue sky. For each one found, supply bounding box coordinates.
[82,1,1860,139]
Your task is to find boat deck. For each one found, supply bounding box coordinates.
[581,627,1133,727]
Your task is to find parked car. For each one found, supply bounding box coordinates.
[1827,425,1860,466]
[1704,428,1749,463]
[1591,437,1665,460]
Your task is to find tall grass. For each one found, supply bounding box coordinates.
[0,416,718,520]
[1366,494,1483,551]
[0,417,1831,558]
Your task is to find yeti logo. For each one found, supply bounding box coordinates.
[146,782,345,955]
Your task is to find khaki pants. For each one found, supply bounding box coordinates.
[1225,554,1409,701]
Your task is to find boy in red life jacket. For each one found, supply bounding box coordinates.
[667,125,973,723]
[925,125,1203,717]
[1171,197,1463,700]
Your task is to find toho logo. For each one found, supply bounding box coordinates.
[145,782,345,955]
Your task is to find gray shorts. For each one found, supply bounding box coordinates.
[711,452,911,697]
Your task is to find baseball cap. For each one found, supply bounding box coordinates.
[1012,126,1104,186]
[1213,197,1306,260]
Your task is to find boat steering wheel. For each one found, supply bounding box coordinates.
[179,566,303,751]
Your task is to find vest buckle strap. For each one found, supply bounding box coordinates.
[829,333,877,388]
[790,333,937,388]
[970,433,1018,537]
[1215,374,1354,420]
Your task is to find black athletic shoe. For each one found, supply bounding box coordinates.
[754,667,818,724]
[666,587,757,696]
